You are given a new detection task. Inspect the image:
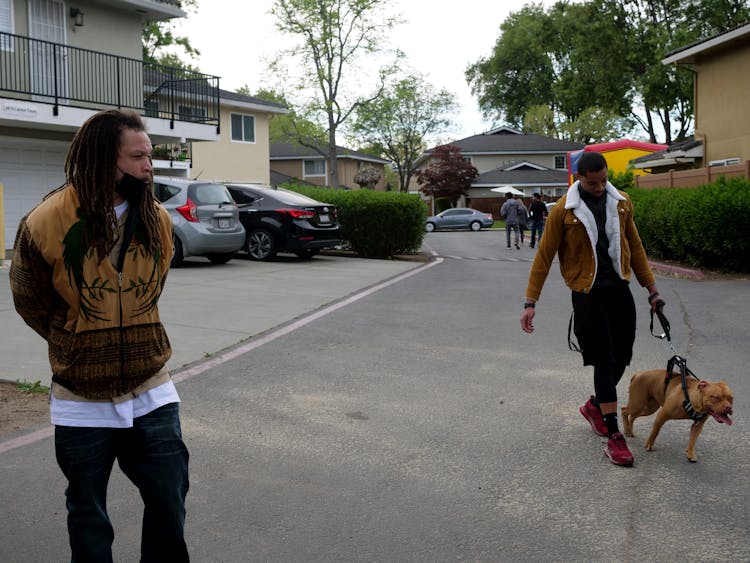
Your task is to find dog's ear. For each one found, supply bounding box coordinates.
[698,380,709,390]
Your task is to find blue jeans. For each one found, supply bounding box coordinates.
[55,403,189,563]
[529,220,544,247]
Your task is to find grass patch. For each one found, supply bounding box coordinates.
[15,380,50,394]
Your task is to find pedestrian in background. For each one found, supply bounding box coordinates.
[9,110,190,561]
[500,192,523,249]
[518,199,529,245]
[528,192,547,248]
[519,151,663,467]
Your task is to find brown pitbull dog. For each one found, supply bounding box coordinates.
[621,369,734,462]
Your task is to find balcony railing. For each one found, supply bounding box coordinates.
[0,31,220,131]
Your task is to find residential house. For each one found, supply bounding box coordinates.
[186,90,288,184]
[0,0,220,250]
[634,22,750,187]
[270,142,390,190]
[419,127,583,216]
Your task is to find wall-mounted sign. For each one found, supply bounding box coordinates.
[1,103,39,120]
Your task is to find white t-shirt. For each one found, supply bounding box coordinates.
[51,381,180,428]
[50,200,180,428]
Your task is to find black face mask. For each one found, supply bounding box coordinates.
[116,172,149,202]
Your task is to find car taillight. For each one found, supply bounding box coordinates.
[277,208,316,219]
[176,198,199,222]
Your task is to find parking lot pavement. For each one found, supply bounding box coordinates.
[0,254,423,387]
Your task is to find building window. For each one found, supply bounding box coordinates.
[231,113,255,143]
[554,155,566,169]
[0,0,14,52]
[304,159,326,177]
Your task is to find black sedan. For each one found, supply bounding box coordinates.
[226,184,344,260]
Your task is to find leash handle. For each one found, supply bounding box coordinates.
[649,299,670,341]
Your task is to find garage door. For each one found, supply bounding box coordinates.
[0,137,68,249]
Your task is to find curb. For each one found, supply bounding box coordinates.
[648,260,705,280]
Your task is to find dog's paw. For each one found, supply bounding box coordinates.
[644,442,654,451]
[686,451,698,462]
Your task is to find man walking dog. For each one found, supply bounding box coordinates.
[519,151,663,466]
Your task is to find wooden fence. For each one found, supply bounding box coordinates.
[635,161,750,189]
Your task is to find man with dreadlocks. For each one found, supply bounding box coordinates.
[10,109,189,561]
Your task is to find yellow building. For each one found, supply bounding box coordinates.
[568,140,668,183]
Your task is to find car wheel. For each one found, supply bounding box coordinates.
[469,221,482,231]
[171,236,184,268]
[425,222,436,232]
[247,229,277,260]
[207,252,235,264]
[294,249,319,259]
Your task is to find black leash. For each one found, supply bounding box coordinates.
[650,302,707,423]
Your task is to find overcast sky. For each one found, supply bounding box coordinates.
[173,0,554,142]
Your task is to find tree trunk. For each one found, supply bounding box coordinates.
[328,124,339,188]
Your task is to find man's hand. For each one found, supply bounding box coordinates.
[520,307,535,333]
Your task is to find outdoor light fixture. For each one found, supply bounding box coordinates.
[70,8,84,27]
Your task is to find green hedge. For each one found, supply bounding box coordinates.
[629,177,750,272]
[282,183,427,258]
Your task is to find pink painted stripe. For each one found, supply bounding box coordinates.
[0,425,53,455]
[0,259,440,455]
[172,259,441,383]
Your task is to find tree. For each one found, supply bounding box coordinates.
[353,165,382,189]
[465,0,750,144]
[415,145,478,207]
[352,75,456,193]
[142,0,200,69]
[270,0,400,188]
[523,104,634,144]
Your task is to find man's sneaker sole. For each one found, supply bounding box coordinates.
[604,448,634,466]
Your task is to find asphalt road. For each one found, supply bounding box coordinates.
[1,232,748,561]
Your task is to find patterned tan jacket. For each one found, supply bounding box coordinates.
[10,185,173,400]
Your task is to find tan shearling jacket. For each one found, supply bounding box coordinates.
[10,185,173,400]
[525,181,655,302]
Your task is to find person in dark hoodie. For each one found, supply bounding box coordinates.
[519,151,663,467]
[10,110,189,561]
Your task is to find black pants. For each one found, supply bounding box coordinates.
[572,283,636,403]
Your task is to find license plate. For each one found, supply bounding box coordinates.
[218,218,230,228]
[318,214,330,223]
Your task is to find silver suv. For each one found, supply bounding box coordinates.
[153,176,245,267]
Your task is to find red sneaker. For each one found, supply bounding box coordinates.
[604,432,634,466]
[579,397,607,436]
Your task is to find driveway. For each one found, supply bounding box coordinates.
[1,236,748,561]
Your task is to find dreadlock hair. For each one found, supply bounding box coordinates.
[64,109,162,260]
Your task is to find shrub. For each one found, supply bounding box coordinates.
[630,177,750,272]
[610,169,635,191]
[281,184,427,258]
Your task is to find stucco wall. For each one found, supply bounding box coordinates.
[191,108,272,183]
[695,43,750,164]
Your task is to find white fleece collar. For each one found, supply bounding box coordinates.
[564,180,626,281]
[564,181,624,209]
